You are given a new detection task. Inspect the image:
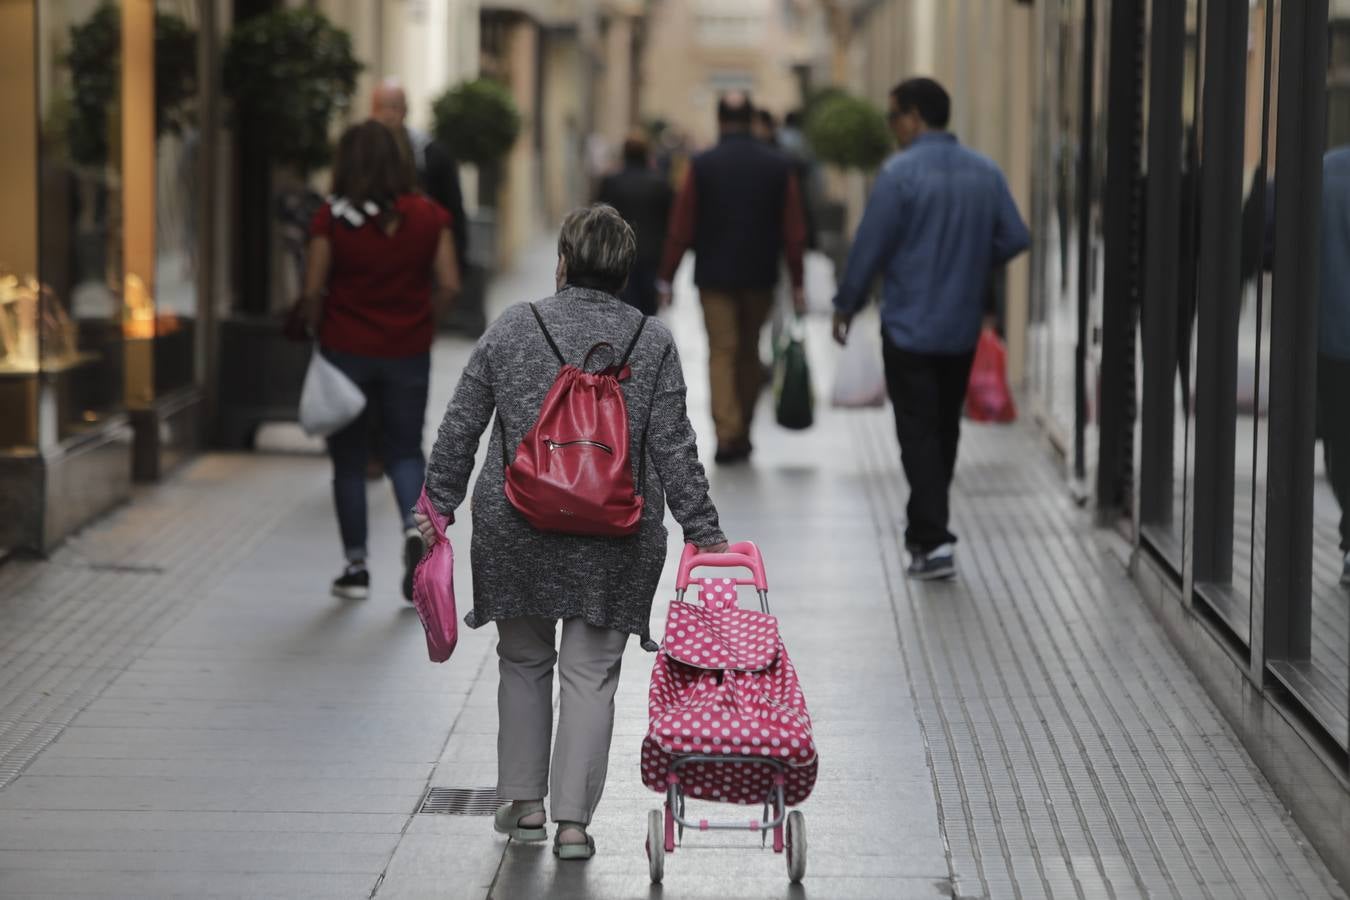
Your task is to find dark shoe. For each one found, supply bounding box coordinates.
[714,439,753,465]
[402,528,424,602]
[907,544,956,581]
[332,563,370,600]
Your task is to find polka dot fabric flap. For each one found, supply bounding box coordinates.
[641,578,818,806]
[661,578,780,672]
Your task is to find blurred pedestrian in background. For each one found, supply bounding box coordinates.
[753,108,779,145]
[832,78,1029,580]
[365,80,469,482]
[659,92,808,464]
[597,133,673,315]
[299,121,460,602]
[418,205,727,860]
[371,79,468,279]
[778,110,822,252]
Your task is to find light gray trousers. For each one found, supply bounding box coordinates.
[495,616,629,825]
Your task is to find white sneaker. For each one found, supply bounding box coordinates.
[907,543,956,580]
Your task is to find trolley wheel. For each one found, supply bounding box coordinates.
[786,810,806,883]
[647,809,664,884]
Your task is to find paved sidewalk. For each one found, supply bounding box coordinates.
[0,244,1344,899]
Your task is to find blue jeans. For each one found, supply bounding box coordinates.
[322,349,429,562]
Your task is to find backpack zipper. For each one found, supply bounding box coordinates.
[545,438,614,454]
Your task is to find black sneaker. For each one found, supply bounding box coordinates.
[402,528,425,602]
[714,440,753,465]
[332,564,370,600]
[907,544,956,581]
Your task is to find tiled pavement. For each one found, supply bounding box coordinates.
[0,244,1344,899]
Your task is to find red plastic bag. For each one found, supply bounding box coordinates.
[412,488,458,662]
[965,328,1017,423]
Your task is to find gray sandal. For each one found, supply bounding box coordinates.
[552,823,595,860]
[494,800,547,842]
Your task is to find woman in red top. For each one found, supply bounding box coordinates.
[301,120,459,601]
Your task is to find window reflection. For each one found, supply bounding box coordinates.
[1030,0,1086,459]
[1228,0,1274,626]
[1309,2,1350,730]
[152,0,201,396]
[34,1,126,443]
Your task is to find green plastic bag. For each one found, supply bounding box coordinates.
[775,321,814,430]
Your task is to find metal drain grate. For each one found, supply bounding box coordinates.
[418,787,500,815]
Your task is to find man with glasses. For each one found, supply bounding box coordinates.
[832,77,1030,580]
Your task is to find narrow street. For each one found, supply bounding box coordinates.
[0,245,1342,900]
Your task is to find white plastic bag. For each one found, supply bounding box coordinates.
[298,348,366,437]
[831,311,888,408]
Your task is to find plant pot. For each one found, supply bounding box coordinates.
[440,209,498,338]
[215,314,310,449]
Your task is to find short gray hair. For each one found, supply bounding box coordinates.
[557,204,636,294]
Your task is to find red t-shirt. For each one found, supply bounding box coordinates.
[312,194,450,358]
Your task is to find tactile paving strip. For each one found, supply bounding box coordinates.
[0,456,316,791]
[853,410,1345,900]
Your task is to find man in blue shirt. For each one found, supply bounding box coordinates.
[832,78,1030,580]
[1318,147,1350,584]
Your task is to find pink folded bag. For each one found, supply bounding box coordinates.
[413,488,458,662]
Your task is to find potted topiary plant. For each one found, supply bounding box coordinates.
[216,8,361,448]
[430,78,522,336]
[222,8,362,177]
[804,90,891,172]
[65,3,199,168]
[431,77,522,207]
[804,90,893,274]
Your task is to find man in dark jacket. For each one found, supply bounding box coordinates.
[372,81,468,277]
[659,92,808,463]
[597,135,672,315]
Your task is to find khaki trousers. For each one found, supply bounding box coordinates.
[495,616,629,825]
[700,289,775,446]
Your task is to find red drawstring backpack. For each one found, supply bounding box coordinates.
[965,326,1017,424]
[501,304,656,537]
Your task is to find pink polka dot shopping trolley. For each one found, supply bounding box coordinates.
[640,541,817,884]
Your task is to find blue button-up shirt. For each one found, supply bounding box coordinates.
[833,132,1031,354]
[1321,148,1350,360]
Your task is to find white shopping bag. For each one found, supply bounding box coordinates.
[298,348,366,437]
[831,310,888,408]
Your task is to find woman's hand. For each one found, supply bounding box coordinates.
[414,512,438,545]
[698,541,730,554]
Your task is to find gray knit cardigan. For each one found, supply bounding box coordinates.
[424,285,725,638]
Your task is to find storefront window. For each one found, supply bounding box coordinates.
[1139,0,1202,569]
[1300,0,1350,743]
[1228,0,1275,636]
[152,0,202,397]
[1031,0,1087,463]
[32,2,127,445]
[1187,0,1273,642]
[1176,2,1201,565]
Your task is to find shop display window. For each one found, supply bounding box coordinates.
[149,0,201,398]
[0,2,126,453]
[1269,0,1350,748]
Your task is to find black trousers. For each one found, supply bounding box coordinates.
[1318,354,1350,552]
[882,338,976,553]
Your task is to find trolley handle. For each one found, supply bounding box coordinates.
[676,541,768,591]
